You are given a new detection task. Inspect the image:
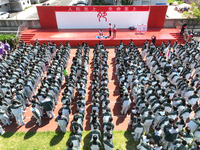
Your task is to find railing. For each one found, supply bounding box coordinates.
[16,21,29,37]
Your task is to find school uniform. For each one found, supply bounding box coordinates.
[8,102,25,126]
[56,115,68,133]
[41,97,54,118]
[121,96,131,115]
[187,118,200,133]
[0,124,5,135]
[143,114,154,134]
[69,135,81,150]
[31,107,42,126]
[103,140,114,150]
[90,139,101,150]
[133,122,144,141]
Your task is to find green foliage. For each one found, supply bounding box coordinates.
[183,2,200,31]
[0,34,17,48]
[168,0,184,4]
[121,0,133,5]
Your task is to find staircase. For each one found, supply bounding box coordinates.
[20,34,35,44]
[170,33,185,43]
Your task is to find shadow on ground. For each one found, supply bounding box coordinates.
[124,131,139,150]
[50,131,65,146]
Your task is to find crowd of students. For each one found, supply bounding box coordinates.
[115,39,200,149]
[0,37,200,149]
[0,40,71,135]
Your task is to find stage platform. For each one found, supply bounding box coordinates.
[20,28,184,47]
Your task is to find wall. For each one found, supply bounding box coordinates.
[0,19,40,28]
[10,0,31,11]
[30,0,46,4]
[164,18,200,29]
[0,3,11,12]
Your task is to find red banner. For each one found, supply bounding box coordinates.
[54,6,150,12]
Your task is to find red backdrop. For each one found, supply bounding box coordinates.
[37,5,168,29]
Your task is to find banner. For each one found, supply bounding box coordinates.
[55,6,150,29]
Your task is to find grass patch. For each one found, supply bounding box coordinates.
[0,131,136,150]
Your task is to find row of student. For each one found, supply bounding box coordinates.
[114,39,200,149]
[89,42,114,150]
[66,43,90,150]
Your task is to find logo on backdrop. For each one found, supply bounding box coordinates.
[97,12,107,22]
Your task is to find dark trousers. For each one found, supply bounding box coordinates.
[65,76,68,83]
[109,30,111,37]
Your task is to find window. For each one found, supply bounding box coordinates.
[23,2,25,5]
[27,1,29,4]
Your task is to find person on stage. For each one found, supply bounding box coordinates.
[99,29,103,38]
[113,25,117,38]
[151,35,156,45]
[108,23,112,37]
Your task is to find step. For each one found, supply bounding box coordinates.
[21,37,34,39]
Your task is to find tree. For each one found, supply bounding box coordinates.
[183,1,200,32]
[121,0,133,5]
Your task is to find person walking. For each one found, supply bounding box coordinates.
[108,23,112,37]
[113,24,117,38]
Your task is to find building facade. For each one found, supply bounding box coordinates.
[115,0,168,5]
[0,0,31,12]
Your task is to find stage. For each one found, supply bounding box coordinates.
[20,28,184,47]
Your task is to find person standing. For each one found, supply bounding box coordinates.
[151,35,156,45]
[4,40,10,52]
[55,111,68,133]
[31,104,42,126]
[0,124,5,135]
[133,118,144,141]
[180,23,187,35]
[63,68,69,83]
[113,24,117,38]
[8,100,26,126]
[41,95,55,118]
[108,23,112,37]
[0,42,4,57]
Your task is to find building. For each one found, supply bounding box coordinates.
[0,0,31,12]
[133,0,168,5]
[0,0,11,12]
[30,0,46,4]
[114,0,168,5]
